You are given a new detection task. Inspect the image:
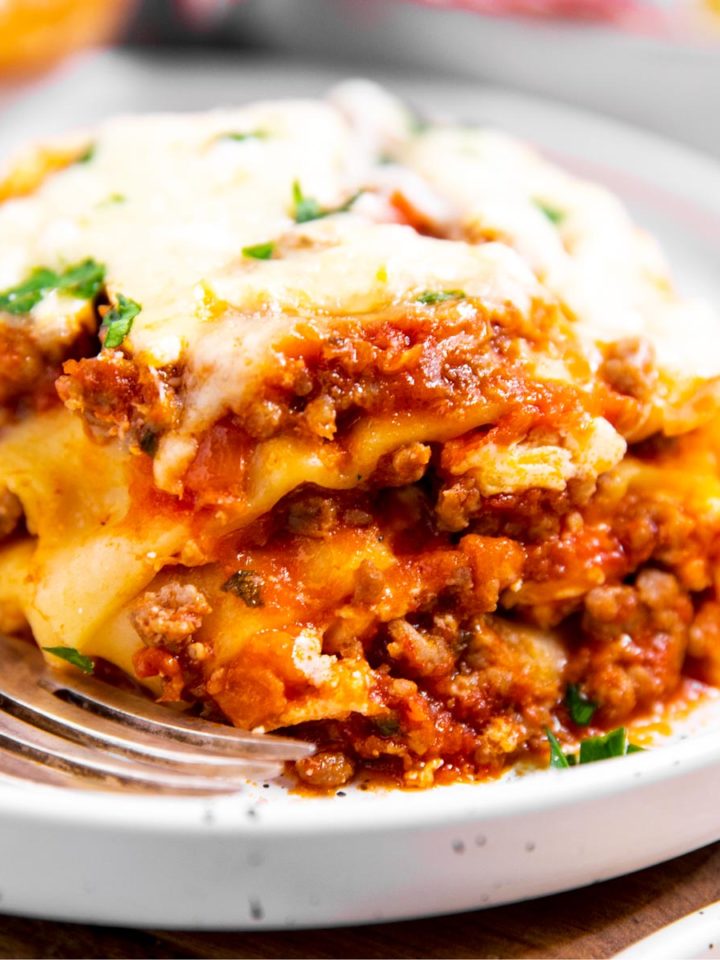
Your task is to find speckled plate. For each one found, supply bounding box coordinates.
[616,901,720,959]
[2,53,720,929]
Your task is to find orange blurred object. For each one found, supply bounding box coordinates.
[0,0,136,79]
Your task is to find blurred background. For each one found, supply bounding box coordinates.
[0,0,718,156]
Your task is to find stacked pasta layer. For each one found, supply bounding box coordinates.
[1,82,719,789]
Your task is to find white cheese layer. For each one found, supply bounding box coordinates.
[0,80,716,497]
[393,116,720,379]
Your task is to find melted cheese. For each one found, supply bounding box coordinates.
[1,83,716,495]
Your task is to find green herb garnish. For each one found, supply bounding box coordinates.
[57,258,106,301]
[292,180,324,223]
[76,144,96,164]
[242,241,275,261]
[43,646,94,675]
[291,180,361,224]
[0,258,106,315]
[415,290,466,305]
[566,683,597,726]
[375,716,400,737]
[546,726,644,770]
[545,728,570,769]
[534,200,565,225]
[220,570,265,608]
[139,429,159,458]
[101,294,141,350]
[578,727,633,764]
[221,130,268,142]
[0,268,61,315]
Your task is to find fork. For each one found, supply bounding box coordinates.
[0,634,314,794]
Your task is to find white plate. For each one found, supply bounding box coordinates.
[235,0,720,158]
[2,54,720,930]
[616,901,720,959]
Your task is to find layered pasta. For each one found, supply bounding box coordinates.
[1,81,720,789]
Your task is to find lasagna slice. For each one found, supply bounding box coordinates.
[1,82,719,790]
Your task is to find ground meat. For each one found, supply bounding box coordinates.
[261,299,591,455]
[0,325,46,405]
[274,356,313,397]
[295,751,355,790]
[58,353,142,438]
[459,534,525,612]
[321,617,365,659]
[372,442,431,488]
[601,337,657,400]
[582,584,643,642]
[352,559,386,606]
[57,353,178,441]
[0,488,22,541]
[405,549,474,611]
[386,618,456,678]
[133,647,185,702]
[130,582,211,651]
[286,496,338,538]
[599,337,660,438]
[435,476,482,532]
[303,395,336,440]
[687,600,720,685]
[241,398,285,440]
[575,569,692,723]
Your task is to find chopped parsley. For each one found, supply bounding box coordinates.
[291,180,361,224]
[242,241,275,261]
[566,683,597,726]
[76,144,96,164]
[100,294,141,350]
[375,716,400,737]
[415,290,466,305]
[0,258,106,315]
[292,181,324,223]
[221,570,265,608]
[578,727,644,763]
[545,728,570,769]
[57,258,106,300]
[43,646,94,675]
[139,429,159,458]
[547,726,644,769]
[221,130,269,142]
[534,200,565,225]
[0,268,60,315]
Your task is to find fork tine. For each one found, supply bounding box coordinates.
[48,672,312,759]
[0,745,85,790]
[0,639,289,773]
[0,710,279,793]
[1,684,283,775]
[1,636,313,762]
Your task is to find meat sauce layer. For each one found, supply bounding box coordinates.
[127,437,720,791]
